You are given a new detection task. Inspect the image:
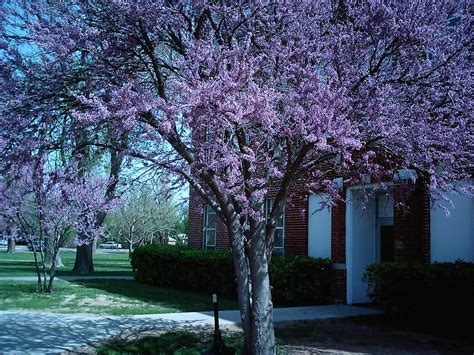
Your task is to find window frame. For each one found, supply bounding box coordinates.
[265,197,285,254]
[203,205,217,250]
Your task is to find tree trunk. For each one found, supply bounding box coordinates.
[44,244,64,268]
[44,239,54,267]
[72,244,94,273]
[55,253,64,267]
[228,218,276,354]
[7,238,15,253]
[92,238,97,254]
[248,231,276,354]
[228,221,253,354]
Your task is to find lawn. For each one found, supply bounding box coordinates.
[0,249,132,277]
[94,317,474,354]
[0,249,238,315]
[95,330,243,355]
[0,279,238,315]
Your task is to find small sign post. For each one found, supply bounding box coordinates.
[201,293,235,355]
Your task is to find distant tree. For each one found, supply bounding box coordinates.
[105,187,178,255]
[0,159,111,293]
[174,205,189,242]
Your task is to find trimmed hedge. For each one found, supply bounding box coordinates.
[131,244,333,306]
[363,261,474,334]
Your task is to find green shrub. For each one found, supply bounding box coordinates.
[269,255,332,306]
[363,261,474,335]
[131,244,333,306]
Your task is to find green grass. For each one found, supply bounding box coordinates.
[94,323,344,355]
[93,321,333,354]
[0,250,132,277]
[94,317,474,354]
[0,279,238,315]
[96,330,244,355]
[0,249,239,315]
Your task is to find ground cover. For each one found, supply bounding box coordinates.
[94,316,474,354]
[0,279,237,315]
[0,249,132,277]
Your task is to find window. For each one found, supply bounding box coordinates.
[266,198,285,255]
[203,205,216,250]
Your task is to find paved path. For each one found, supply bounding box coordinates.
[0,275,134,281]
[0,305,381,354]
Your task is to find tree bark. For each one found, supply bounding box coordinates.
[44,240,64,268]
[7,238,15,253]
[128,243,133,259]
[228,217,276,354]
[227,221,253,354]
[92,237,97,254]
[72,244,94,273]
[248,230,276,354]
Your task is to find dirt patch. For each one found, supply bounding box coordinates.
[70,317,473,354]
[274,317,473,354]
[60,294,77,305]
[77,294,130,308]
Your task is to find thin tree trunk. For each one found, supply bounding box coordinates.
[46,247,60,293]
[54,252,64,267]
[228,221,253,354]
[72,244,94,273]
[32,250,43,292]
[7,238,15,253]
[44,241,63,268]
[128,243,133,259]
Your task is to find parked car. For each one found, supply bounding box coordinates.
[27,240,45,251]
[99,241,122,249]
[0,239,8,246]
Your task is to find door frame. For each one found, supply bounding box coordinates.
[375,217,394,264]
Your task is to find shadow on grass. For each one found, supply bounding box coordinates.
[0,261,39,276]
[94,318,474,355]
[70,279,238,313]
[96,330,243,355]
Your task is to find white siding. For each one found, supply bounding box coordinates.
[307,195,331,258]
[430,182,474,262]
[346,188,376,304]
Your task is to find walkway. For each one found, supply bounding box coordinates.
[0,275,134,281]
[0,305,381,354]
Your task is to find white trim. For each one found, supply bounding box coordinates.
[345,188,354,304]
[203,205,216,250]
[346,185,393,304]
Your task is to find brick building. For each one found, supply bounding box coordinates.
[188,175,473,304]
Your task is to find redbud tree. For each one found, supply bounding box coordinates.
[1,1,472,352]
[0,159,111,293]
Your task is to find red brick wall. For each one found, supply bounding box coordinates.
[331,195,346,264]
[330,191,347,303]
[393,181,430,262]
[331,269,347,304]
[187,187,204,249]
[284,182,309,256]
[215,217,231,250]
[188,187,231,250]
[189,182,310,255]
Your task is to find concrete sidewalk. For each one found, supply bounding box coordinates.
[0,305,382,354]
[0,275,134,281]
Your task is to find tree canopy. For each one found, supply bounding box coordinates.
[1,1,472,353]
